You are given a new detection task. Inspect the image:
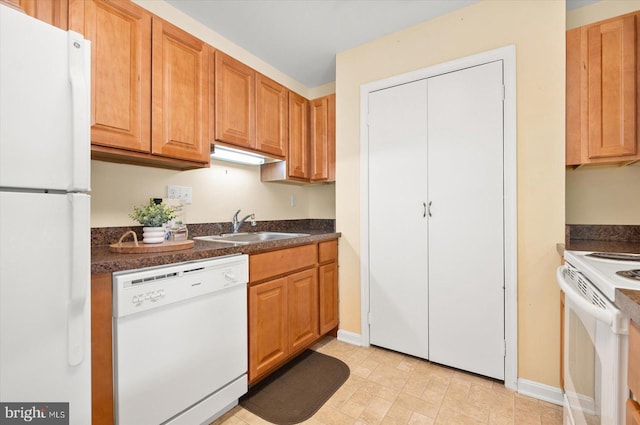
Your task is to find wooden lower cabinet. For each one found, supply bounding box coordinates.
[319,239,339,335]
[249,276,289,380]
[248,240,339,383]
[628,399,640,425]
[319,262,338,335]
[91,273,114,425]
[288,268,319,352]
[248,268,319,381]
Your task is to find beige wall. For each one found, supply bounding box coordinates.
[566,165,640,224]
[336,0,565,388]
[91,1,336,228]
[91,160,335,227]
[565,0,640,224]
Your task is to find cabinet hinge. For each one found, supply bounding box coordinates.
[501,85,506,101]
[503,340,507,357]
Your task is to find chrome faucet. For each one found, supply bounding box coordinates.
[232,209,255,233]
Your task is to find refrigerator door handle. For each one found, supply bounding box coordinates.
[68,193,90,366]
[68,31,91,193]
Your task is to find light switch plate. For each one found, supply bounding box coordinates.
[167,185,192,204]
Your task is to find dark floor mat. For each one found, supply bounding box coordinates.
[240,350,350,424]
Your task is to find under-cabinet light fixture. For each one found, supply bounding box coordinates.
[210,145,266,165]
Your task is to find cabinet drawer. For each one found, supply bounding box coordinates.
[627,399,640,425]
[630,320,640,397]
[250,244,317,283]
[318,239,338,263]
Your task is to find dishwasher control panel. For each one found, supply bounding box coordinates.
[112,254,248,318]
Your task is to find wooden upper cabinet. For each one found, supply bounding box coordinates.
[566,12,640,166]
[16,0,68,29]
[587,14,637,159]
[566,26,587,166]
[288,91,309,180]
[151,18,209,162]
[310,94,335,182]
[214,51,256,149]
[69,0,151,153]
[256,74,287,158]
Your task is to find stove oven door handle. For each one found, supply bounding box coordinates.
[556,265,613,327]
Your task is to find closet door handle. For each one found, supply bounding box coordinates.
[423,202,427,218]
[428,201,432,217]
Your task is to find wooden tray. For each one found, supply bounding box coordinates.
[109,230,194,253]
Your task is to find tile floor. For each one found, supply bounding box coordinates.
[213,337,563,425]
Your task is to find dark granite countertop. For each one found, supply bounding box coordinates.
[91,219,339,275]
[565,225,640,325]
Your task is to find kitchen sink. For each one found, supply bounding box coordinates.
[194,232,310,245]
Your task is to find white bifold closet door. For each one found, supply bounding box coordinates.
[427,61,505,380]
[368,79,429,359]
[367,61,505,380]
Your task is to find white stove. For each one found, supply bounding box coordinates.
[559,250,633,425]
[564,250,640,301]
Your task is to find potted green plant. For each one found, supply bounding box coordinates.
[129,199,176,243]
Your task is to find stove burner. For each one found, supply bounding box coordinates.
[587,252,640,261]
[616,270,640,280]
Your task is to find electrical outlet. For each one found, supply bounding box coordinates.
[290,194,296,207]
[167,185,193,204]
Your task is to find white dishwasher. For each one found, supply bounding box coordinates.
[112,254,248,425]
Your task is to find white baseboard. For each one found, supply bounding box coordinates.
[517,379,564,406]
[337,329,362,346]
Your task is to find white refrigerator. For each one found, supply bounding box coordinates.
[0,4,92,424]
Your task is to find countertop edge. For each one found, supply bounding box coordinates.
[92,232,341,275]
[616,288,640,325]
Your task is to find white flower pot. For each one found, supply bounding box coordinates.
[142,226,165,244]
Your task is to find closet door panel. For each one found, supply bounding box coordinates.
[368,80,429,359]
[427,61,505,380]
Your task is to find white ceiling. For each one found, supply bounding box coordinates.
[166,0,599,88]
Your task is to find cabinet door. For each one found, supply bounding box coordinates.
[69,0,151,153]
[288,268,319,353]
[288,92,309,180]
[214,51,255,149]
[19,0,68,29]
[91,273,114,425]
[151,18,209,163]
[587,14,637,159]
[310,94,335,182]
[628,399,640,425]
[249,277,289,381]
[256,74,287,158]
[319,262,338,335]
[566,26,587,166]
